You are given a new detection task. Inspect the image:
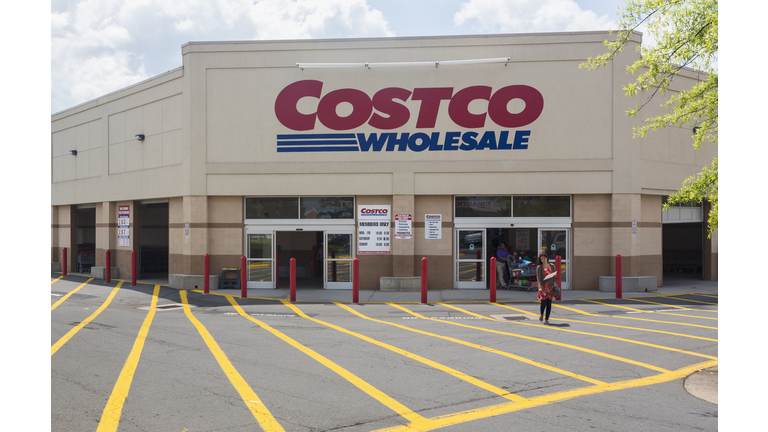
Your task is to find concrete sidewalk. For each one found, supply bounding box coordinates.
[196,273,718,303]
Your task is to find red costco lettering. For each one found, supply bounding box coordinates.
[275,80,543,131]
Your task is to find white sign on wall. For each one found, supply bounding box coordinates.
[425,214,442,239]
[118,205,130,247]
[395,214,412,239]
[358,205,391,254]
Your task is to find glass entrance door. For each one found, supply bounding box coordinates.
[246,230,274,288]
[326,232,353,289]
[538,229,570,290]
[456,229,485,289]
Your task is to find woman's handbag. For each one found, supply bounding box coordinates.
[552,281,561,298]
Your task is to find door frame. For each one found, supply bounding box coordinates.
[245,224,355,289]
[454,228,487,289]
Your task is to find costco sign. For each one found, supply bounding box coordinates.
[274,80,543,153]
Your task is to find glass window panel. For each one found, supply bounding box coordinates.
[327,260,351,282]
[248,234,272,259]
[301,197,354,219]
[458,230,484,259]
[327,234,352,259]
[513,196,570,217]
[455,196,511,218]
[540,230,567,262]
[458,262,484,282]
[247,261,272,282]
[245,197,298,219]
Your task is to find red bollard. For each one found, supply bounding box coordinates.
[204,254,210,293]
[490,257,496,303]
[131,250,137,286]
[241,256,247,298]
[616,254,623,299]
[421,257,428,304]
[353,258,359,304]
[556,255,562,301]
[106,250,111,283]
[290,257,296,302]
[63,247,67,277]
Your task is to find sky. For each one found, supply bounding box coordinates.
[50,0,628,114]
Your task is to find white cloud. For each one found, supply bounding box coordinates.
[454,0,613,33]
[51,0,394,113]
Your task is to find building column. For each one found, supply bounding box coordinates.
[392,195,415,277]
[610,194,662,286]
[169,196,208,275]
[95,202,117,268]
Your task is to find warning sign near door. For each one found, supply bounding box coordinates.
[395,214,412,239]
[118,205,130,247]
[358,205,391,254]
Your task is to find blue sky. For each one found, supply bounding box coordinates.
[49,0,627,114]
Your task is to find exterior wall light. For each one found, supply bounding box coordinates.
[693,126,700,135]
[69,150,78,155]
[135,134,145,141]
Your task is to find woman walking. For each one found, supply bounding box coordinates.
[536,252,556,324]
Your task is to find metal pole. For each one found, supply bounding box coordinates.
[616,254,623,299]
[555,255,562,301]
[421,257,428,304]
[204,254,209,294]
[352,258,359,304]
[490,257,497,303]
[241,256,247,298]
[290,257,296,302]
[131,250,137,286]
[105,250,111,283]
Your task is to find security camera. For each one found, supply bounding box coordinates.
[135,134,145,141]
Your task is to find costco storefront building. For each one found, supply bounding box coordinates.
[51,32,717,291]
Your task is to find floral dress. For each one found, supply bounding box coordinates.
[537,266,554,300]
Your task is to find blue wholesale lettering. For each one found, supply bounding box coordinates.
[277,130,531,152]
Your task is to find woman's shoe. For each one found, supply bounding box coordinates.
[539,315,543,323]
[544,320,549,325]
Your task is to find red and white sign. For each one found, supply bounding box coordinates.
[395,214,412,240]
[118,205,130,247]
[357,205,391,254]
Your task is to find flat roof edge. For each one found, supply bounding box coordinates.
[51,66,184,118]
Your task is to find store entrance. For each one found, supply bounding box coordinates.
[138,202,169,280]
[75,207,96,273]
[485,228,539,289]
[275,231,324,289]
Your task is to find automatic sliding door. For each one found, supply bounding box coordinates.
[246,231,274,288]
[456,229,485,289]
[539,229,570,290]
[326,232,353,289]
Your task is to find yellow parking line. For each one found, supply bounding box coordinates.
[625,297,718,312]
[51,276,63,284]
[493,303,717,342]
[550,303,717,330]
[371,359,718,432]
[182,292,285,432]
[227,297,425,424]
[581,299,718,320]
[96,284,160,432]
[335,302,603,386]
[51,278,94,311]
[652,295,719,305]
[52,282,123,356]
[390,303,671,373]
[285,302,531,402]
[440,303,716,362]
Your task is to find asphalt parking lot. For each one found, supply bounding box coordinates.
[51,273,718,431]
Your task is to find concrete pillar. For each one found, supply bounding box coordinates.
[95,202,117,267]
[392,195,415,277]
[169,196,208,275]
[610,193,662,286]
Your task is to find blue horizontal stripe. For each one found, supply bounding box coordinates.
[277,133,356,140]
[277,146,360,152]
[277,140,358,146]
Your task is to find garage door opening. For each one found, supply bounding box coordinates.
[139,202,169,280]
[663,222,703,280]
[276,231,324,289]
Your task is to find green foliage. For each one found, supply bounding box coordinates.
[580,0,718,236]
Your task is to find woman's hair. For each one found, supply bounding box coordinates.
[499,242,507,248]
[538,252,549,264]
